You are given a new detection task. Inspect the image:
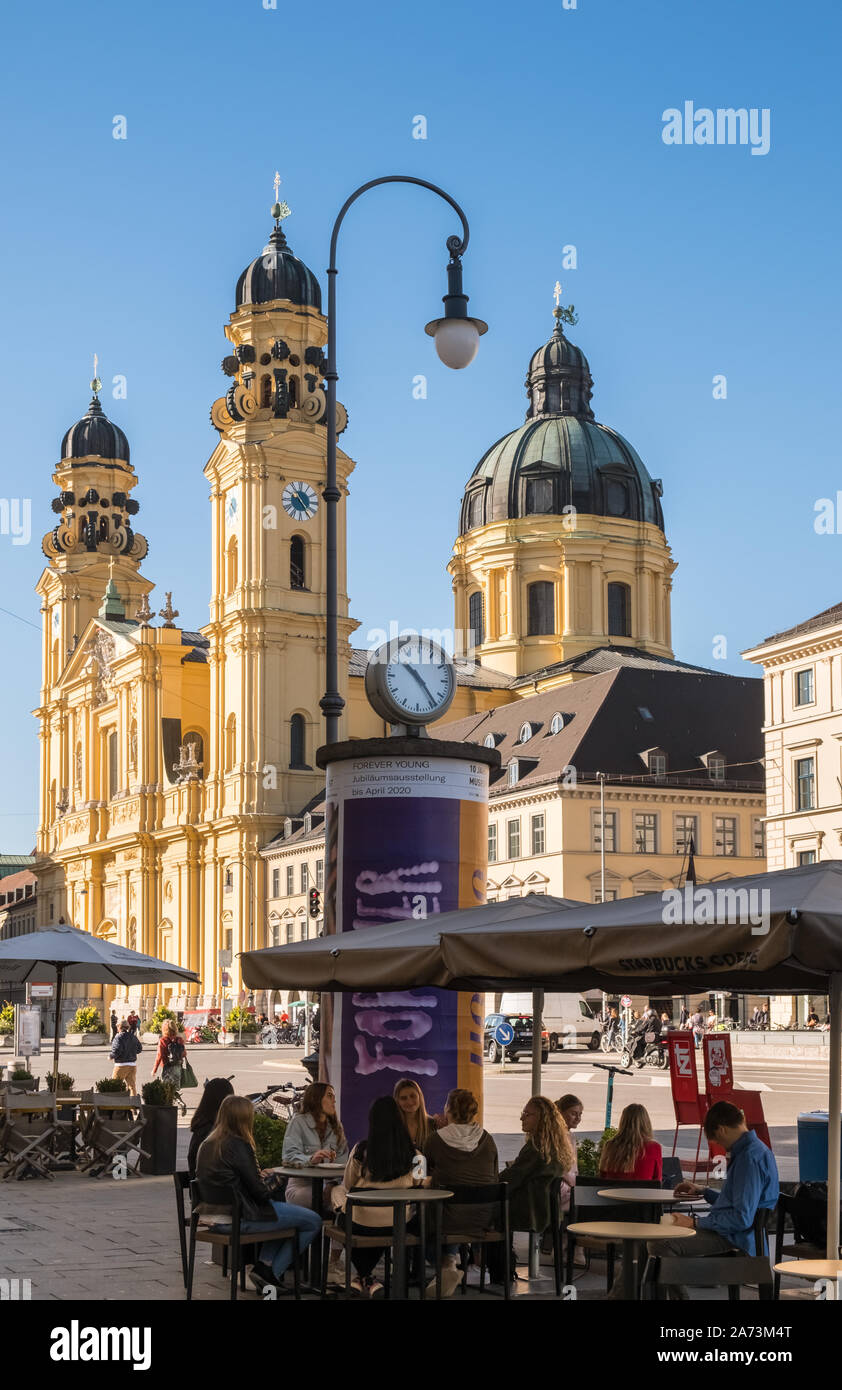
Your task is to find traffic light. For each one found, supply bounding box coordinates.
[309,887,321,918]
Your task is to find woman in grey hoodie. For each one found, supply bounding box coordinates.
[424,1089,499,1296]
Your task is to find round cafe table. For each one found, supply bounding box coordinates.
[270,1163,346,1287]
[344,1188,453,1300]
[598,1189,705,1222]
[773,1259,842,1298]
[567,1221,696,1301]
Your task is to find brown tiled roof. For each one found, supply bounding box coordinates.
[759,602,842,646]
[508,645,716,688]
[435,666,764,795]
[348,647,512,690]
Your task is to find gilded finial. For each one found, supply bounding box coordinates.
[552,280,579,329]
[270,171,291,226]
[90,352,102,397]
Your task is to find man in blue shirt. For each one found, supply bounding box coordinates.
[647,1100,779,1297]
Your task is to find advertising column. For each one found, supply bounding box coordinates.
[317,737,499,1148]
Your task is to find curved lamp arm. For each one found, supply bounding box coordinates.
[320,176,481,744]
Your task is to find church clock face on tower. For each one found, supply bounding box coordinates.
[282,481,318,522]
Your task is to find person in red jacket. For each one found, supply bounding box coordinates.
[599,1103,662,1182]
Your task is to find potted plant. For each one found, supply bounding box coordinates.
[96,1076,129,1094]
[253,1113,287,1168]
[141,1004,181,1044]
[221,1005,260,1046]
[8,1066,38,1093]
[575,1127,617,1176]
[0,1000,14,1047]
[139,1077,181,1174]
[45,1070,76,1094]
[65,1005,107,1046]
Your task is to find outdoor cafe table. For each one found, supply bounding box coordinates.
[270,1163,346,1288]
[343,1188,453,1300]
[773,1259,842,1298]
[597,1189,705,1222]
[566,1221,696,1301]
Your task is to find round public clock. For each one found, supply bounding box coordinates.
[365,635,456,727]
[282,481,319,522]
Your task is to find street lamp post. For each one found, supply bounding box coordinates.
[319,176,487,744]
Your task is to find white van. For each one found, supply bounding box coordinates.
[498,992,603,1052]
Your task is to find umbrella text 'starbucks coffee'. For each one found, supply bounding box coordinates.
[320,743,490,1146]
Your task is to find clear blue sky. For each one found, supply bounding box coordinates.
[0,0,839,849]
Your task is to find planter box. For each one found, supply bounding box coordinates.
[220,1032,258,1046]
[0,1034,12,1048]
[140,1105,178,1175]
[65,1032,107,1046]
[140,1032,159,1044]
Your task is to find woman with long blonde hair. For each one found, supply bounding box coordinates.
[495,1097,572,1248]
[196,1094,322,1293]
[599,1103,662,1181]
[393,1078,437,1148]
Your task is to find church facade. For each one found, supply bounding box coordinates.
[33,211,765,1021]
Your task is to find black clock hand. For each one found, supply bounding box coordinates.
[405,663,436,706]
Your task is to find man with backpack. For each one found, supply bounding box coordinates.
[110,1021,143,1088]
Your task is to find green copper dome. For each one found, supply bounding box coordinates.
[459,313,664,535]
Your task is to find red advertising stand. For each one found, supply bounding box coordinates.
[667,1031,713,1178]
[702,1033,772,1151]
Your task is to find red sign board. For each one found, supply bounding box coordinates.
[667,1031,698,1105]
[703,1033,734,1096]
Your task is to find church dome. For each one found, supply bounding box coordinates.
[61,396,130,464]
[458,311,663,535]
[235,224,322,311]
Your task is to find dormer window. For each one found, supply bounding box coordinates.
[508,760,519,787]
[704,752,726,781]
[645,749,667,778]
[519,722,534,744]
[483,733,496,749]
[550,712,566,735]
[303,813,312,833]
[283,817,293,839]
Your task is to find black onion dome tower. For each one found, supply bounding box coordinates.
[459,307,664,534]
[235,221,322,311]
[60,395,131,465]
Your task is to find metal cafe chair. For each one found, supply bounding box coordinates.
[186,1178,305,1302]
[77,1094,149,1177]
[0,1095,60,1180]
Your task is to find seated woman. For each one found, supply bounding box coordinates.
[424,1089,499,1296]
[488,1096,572,1283]
[393,1077,438,1150]
[187,1077,234,1180]
[282,1082,349,1207]
[555,1093,583,1215]
[195,1095,322,1293]
[333,1095,428,1298]
[599,1103,662,1182]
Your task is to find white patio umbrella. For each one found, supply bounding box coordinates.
[0,923,199,1084]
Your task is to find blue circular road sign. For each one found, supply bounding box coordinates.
[494,1020,515,1047]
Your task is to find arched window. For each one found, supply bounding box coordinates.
[607,582,631,637]
[525,476,553,515]
[290,535,306,590]
[527,581,554,636]
[260,374,272,408]
[519,722,533,744]
[107,730,118,800]
[605,479,630,517]
[225,714,237,770]
[465,491,483,530]
[288,376,298,408]
[468,590,484,647]
[290,714,306,769]
[483,733,496,749]
[550,712,566,735]
[226,537,238,593]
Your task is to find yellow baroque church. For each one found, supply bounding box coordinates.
[33,205,764,1021]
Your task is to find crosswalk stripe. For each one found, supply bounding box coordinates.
[736,1081,772,1091]
[649,1077,672,1086]
[567,1071,598,1083]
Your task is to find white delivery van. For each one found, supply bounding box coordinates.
[498,992,603,1052]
